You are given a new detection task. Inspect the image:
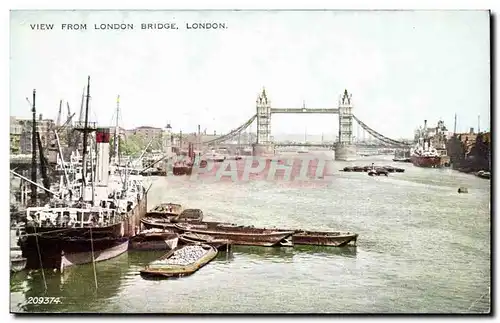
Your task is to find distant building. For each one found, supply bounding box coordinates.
[11,114,55,154]
[127,126,163,142]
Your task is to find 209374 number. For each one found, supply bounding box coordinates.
[26,297,62,304]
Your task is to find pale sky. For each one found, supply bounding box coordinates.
[10,10,490,138]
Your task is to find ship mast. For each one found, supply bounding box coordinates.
[478,115,480,133]
[453,113,457,135]
[73,76,98,201]
[114,95,120,165]
[81,76,91,190]
[30,89,37,206]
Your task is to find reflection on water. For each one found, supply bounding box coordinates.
[10,156,491,313]
[292,245,357,258]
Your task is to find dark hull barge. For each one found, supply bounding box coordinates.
[140,217,178,231]
[129,230,179,251]
[140,209,204,231]
[172,208,204,223]
[178,232,231,251]
[140,244,217,278]
[342,165,404,173]
[146,203,183,218]
[291,230,358,247]
[228,225,358,247]
[175,222,294,247]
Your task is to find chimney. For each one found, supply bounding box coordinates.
[423,120,427,129]
[95,128,110,186]
[470,127,474,134]
[198,125,201,136]
[39,113,43,121]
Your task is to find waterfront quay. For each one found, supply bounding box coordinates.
[10,153,490,313]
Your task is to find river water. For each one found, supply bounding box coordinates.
[10,154,491,314]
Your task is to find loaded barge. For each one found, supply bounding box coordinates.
[140,244,218,278]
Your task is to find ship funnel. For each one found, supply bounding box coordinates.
[95,128,110,186]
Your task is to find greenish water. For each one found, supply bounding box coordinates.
[10,154,491,313]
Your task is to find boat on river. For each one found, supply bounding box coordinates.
[476,170,491,179]
[11,255,27,272]
[140,244,217,278]
[141,208,203,231]
[175,222,294,247]
[146,203,183,218]
[140,218,179,232]
[129,229,179,251]
[18,81,148,272]
[291,230,358,247]
[171,209,204,223]
[178,232,231,251]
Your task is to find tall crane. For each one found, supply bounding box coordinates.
[78,86,85,122]
[67,102,72,127]
[56,100,62,127]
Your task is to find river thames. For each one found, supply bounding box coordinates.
[10,154,491,314]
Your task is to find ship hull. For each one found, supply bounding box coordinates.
[20,235,129,270]
[410,156,442,168]
[59,238,129,272]
[19,192,148,270]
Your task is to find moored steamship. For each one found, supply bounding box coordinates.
[18,78,147,271]
[410,120,450,168]
[20,132,148,270]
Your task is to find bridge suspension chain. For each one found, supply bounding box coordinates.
[202,114,257,145]
[352,115,411,148]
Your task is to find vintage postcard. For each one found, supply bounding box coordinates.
[9,9,491,314]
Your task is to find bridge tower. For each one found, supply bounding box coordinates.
[253,88,274,156]
[335,89,357,160]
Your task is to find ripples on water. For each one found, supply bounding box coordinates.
[10,155,490,313]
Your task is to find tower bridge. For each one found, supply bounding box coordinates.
[201,88,411,161]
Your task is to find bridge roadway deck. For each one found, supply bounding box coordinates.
[270,108,340,114]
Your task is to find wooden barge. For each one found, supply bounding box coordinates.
[178,232,231,251]
[175,222,294,247]
[146,203,183,218]
[141,208,204,231]
[129,230,179,251]
[289,230,358,247]
[140,244,217,278]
